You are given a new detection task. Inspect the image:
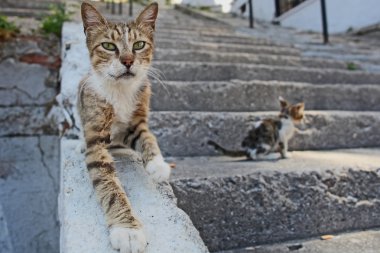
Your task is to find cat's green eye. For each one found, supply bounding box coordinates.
[101,42,117,51]
[133,41,145,51]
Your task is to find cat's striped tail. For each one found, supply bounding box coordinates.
[207,140,248,157]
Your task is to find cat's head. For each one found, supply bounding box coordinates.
[81,1,158,83]
[279,96,305,123]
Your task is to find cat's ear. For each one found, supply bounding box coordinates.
[81,2,107,33]
[294,102,305,112]
[136,2,158,29]
[279,96,289,108]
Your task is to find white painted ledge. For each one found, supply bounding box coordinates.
[59,139,209,253]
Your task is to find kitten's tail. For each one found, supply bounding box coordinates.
[207,140,247,157]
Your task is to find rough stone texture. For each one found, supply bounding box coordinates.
[0,204,13,253]
[0,136,59,253]
[149,111,380,156]
[169,150,380,251]
[151,80,380,111]
[155,33,284,46]
[156,40,300,56]
[60,140,209,253]
[0,107,57,136]
[0,59,56,106]
[154,49,350,70]
[153,61,380,84]
[216,229,380,253]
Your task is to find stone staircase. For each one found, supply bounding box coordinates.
[150,5,380,253]
[59,3,380,253]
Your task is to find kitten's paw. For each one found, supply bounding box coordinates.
[110,226,147,253]
[282,152,292,159]
[146,155,171,182]
[110,148,142,163]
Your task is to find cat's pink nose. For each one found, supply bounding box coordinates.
[122,59,134,69]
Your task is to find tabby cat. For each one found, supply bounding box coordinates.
[78,2,170,252]
[208,97,305,160]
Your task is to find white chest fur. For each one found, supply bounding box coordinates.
[279,117,295,141]
[89,74,144,124]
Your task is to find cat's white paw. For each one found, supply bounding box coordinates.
[110,226,147,253]
[75,141,85,154]
[283,152,292,159]
[146,155,171,182]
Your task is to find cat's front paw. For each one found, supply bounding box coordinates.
[110,226,147,253]
[146,155,171,182]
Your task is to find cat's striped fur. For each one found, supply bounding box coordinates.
[78,2,169,252]
[208,97,305,160]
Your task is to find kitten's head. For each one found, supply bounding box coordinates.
[279,96,305,123]
[81,1,158,83]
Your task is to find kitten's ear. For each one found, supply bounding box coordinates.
[279,96,289,108]
[295,102,305,112]
[136,2,158,29]
[81,2,107,33]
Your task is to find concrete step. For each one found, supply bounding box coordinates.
[216,229,380,253]
[155,41,300,56]
[150,80,378,111]
[148,111,380,156]
[60,139,209,253]
[0,107,57,137]
[168,149,380,251]
[153,50,354,69]
[0,7,50,18]
[0,204,13,253]
[153,61,380,84]
[155,32,280,46]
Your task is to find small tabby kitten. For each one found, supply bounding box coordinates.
[208,97,305,160]
[78,2,170,252]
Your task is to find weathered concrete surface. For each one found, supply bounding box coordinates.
[217,229,380,253]
[0,136,59,253]
[154,49,351,70]
[153,61,380,84]
[60,139,209,253]
[148,111,380,156]
[155,33,286,46]
[169,149,380,251]
[156,40,300,56]
[0,204,13,253]
[0,107,57,136]
[151,80,379,111]
[0,59,56,106]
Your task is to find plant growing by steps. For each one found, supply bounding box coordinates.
[346,62,358,71]
[0,16,19,40]
[41,4,71,37]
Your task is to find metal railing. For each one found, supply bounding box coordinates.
[104,0,133,16]
[273,0,329,44]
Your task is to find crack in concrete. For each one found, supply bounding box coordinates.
[37,136,59,193]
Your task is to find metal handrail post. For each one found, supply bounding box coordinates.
[119,0,123,15]
[320,0,329,44]
[111,0,115,14]
[129,0,133,16]
[248,0,254,28]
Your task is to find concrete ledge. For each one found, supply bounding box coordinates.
[151,80,379,111]
[60,139,208,253]
[0,204,13,253]
[169,149,380,251]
